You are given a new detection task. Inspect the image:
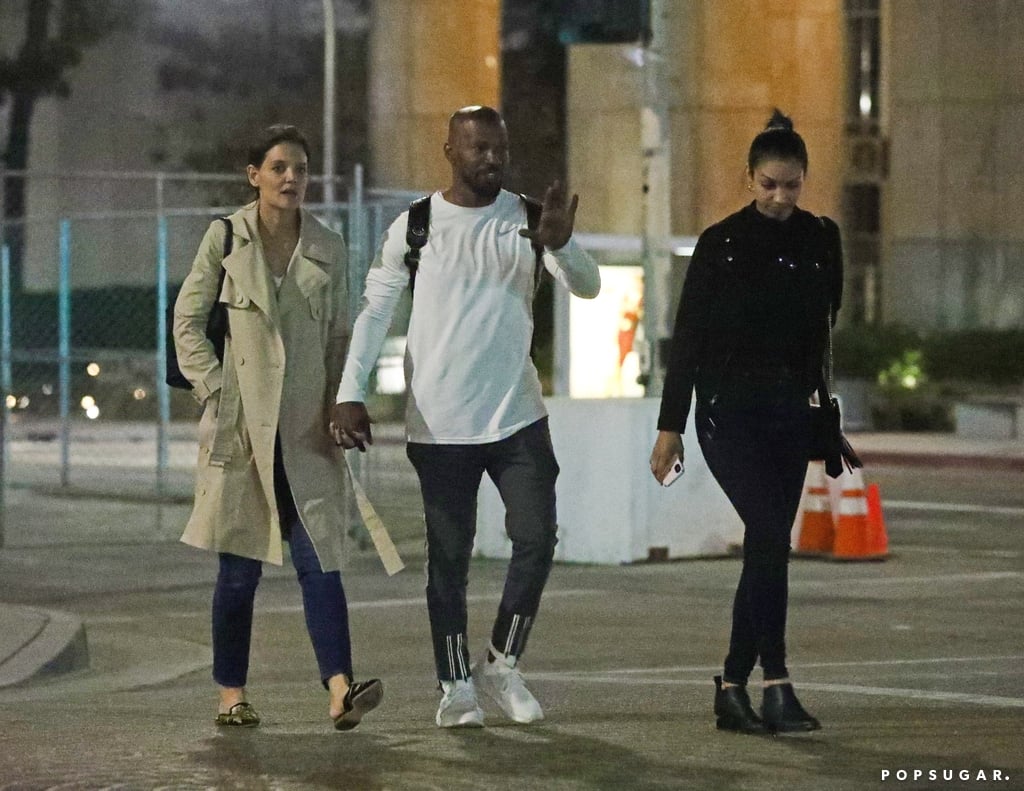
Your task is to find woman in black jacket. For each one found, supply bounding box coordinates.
[650,110,842,735]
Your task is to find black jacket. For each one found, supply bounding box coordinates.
[657,202,843,433]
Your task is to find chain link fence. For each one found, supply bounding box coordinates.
[0,168,419,533]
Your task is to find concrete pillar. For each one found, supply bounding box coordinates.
[567,0,844,237]
[368,0,501,190]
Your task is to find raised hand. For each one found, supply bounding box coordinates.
[519,180,579,251]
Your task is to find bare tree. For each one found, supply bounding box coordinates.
[0,0,139,292]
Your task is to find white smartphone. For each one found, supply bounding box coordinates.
[661,457,684,487]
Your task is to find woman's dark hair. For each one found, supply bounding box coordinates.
[246,124,311,168]
[747,109,808,173]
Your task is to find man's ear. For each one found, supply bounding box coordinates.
[443,142,453,164]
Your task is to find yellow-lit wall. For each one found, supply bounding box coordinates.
[883,0,1024,328]
[568,0,845,236]
[369,0,501,190]
[368,0,843,232]
[695,0,844,228]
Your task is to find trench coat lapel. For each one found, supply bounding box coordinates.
[279,211,333,315]
[224,204,280,327]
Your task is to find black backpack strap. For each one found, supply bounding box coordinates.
[404,196,431,292]
[520,194,545,295]
[403,194,544,295]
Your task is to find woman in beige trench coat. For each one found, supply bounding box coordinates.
[173,125,381,731]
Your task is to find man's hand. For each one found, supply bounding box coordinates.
[330,401,374,451]
[519,180,579,251]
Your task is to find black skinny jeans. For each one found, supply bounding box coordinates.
[696,399,810,684]
[406,418,560,683]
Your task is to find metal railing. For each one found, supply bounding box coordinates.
[0,167,422,541]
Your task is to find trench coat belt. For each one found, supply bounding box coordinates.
[344,456,404,576]
[209,339,242,467]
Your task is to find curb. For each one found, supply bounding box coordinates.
[859,451,1024,472]
[0,606,90,688]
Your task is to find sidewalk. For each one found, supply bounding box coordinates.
[0,604,89,688]
[850,430,1024,470]
[1,429,1021,690]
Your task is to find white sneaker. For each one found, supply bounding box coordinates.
[435,679,485,728]
[474,651,544,724]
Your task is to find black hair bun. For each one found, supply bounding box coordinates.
[765,108,794,131]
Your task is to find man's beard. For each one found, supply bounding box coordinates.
[470,169,503,200]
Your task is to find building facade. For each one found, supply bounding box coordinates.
[368,0,1022,332]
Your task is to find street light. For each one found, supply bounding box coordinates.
[322,0,336,206]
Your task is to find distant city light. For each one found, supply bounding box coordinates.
[4,395,14,409]
[86,362,101,377]
[484,54,497,70]
[80,395,96,409]
[41,384,54,395]
[624,46,645,68]
[133,388,147,400]
[859,90,872,117]
[17,396,29,409]
[85,405,100,420]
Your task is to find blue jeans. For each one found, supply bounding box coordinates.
[406,418,559,682]
[211,439,353,688]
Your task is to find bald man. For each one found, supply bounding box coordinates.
[332,106,600,728]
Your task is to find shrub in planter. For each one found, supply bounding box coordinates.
[922,329,1024,387]
[870,383,955,432]
[832,324,922,380]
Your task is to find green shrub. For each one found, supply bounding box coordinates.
[921,329,1024,386]
[834,325,1024,387]
[870,385,955,432]
[832,324,922,380]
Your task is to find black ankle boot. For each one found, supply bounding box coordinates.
[761,683,821,733]
[713,675,766,734]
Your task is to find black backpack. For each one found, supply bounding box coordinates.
[165,217,232,390]
[402,194,545,294]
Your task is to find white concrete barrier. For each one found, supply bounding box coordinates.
[474,397,743,564]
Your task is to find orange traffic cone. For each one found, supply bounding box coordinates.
[864,482,889,559]
[795,462,833,555]
[832,468,884,561]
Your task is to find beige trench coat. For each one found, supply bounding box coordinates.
[173,202,350,569]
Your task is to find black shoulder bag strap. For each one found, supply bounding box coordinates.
[404,196,431,293]
[815,215,862,475]
[207,217,233,362]
[217,217,233,272]
[166,216,233,389]
[815,215,839,413]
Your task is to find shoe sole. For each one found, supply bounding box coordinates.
[216,717,260,728]
[763,720,821,734]
[715,716,767,735]
[478,686,543,724]
[436,711,486,728]
[334,680,384,731]
[216,703,260,728]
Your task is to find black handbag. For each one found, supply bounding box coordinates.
[166,217,232,390]
[809,306,863,478]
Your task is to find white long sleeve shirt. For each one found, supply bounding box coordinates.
[337,189,600,443]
